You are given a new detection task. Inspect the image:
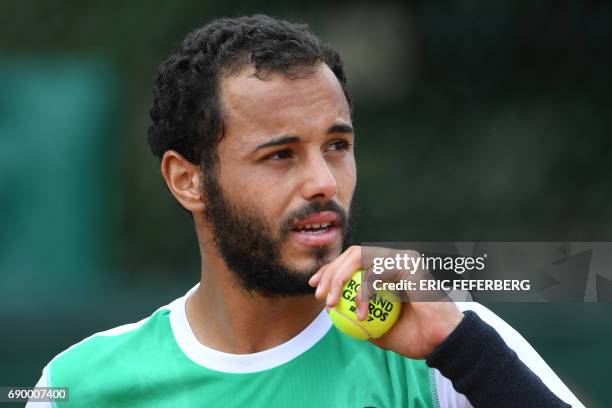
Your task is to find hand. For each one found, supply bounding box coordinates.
[309,245,465,359]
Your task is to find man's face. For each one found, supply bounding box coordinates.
[203,62,356,296]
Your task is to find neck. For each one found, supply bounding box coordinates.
[186,249,325,355]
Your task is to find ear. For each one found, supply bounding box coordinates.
[161,151,206,213]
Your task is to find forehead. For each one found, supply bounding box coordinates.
[218,63,351,145]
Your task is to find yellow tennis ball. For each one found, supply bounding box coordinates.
[327,271,402,340]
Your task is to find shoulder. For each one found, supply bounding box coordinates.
[45,301,177,388]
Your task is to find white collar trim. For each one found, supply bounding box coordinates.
[169,284,333,373]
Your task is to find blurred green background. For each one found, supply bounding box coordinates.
[1,1,610,406]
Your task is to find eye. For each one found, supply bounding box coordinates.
[265,149,293,161]
[326,140,352,152]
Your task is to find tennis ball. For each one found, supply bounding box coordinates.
[327,271,401,340]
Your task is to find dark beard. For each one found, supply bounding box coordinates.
[202,174,355,297]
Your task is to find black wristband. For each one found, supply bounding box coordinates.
[426,311,571,408]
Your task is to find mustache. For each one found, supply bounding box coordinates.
[280,200,348,236]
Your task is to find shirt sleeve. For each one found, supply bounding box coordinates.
[427,302,584,408]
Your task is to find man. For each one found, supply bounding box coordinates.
[29,15,583,407]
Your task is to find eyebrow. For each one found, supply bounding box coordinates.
[253,135,302,151]
[252,123,354,152]
[327,123,354,135]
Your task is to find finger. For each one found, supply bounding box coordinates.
[315,267,338,301]
[315,247,354,301]
[308,267,325,287]
[355,285,368,321]
[355,269,377,321]
[326,246,362,308]
[314,263,335,300]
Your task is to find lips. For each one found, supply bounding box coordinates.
[292,211,341,231]
[290,211,342,246]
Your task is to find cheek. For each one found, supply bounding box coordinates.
[217,158,266,199]
[219,166,290,228]
[333,157,357,202]
[233,171,288,208]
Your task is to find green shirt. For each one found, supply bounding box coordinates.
[30,285,582,407]
[35,285,437,407]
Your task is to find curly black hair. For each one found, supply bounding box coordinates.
[147,14,352,173]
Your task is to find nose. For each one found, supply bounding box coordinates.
[300,153,338,202]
